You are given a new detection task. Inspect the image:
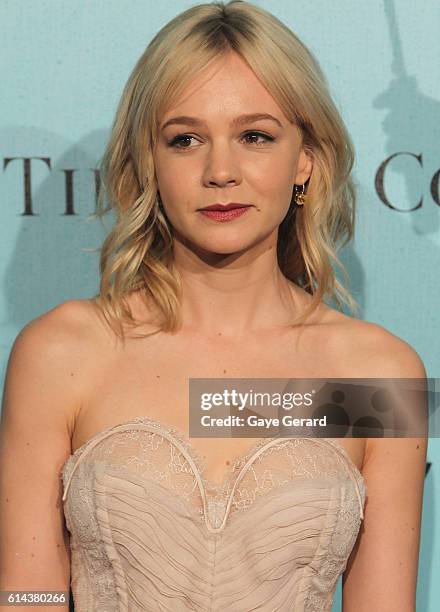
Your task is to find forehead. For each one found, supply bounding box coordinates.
[160,51,286,124]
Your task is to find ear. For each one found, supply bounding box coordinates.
[294,149,313,185]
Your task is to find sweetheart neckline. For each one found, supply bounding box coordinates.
[62,414,366,530]
[61,413,365,489]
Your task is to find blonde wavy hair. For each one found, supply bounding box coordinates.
[92,0,359,340]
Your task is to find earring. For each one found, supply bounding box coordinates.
[293,183,307,206]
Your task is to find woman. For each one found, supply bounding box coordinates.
[0,1,427,610]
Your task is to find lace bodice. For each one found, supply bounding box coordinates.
[61,415,367,611]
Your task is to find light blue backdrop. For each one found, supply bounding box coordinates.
[0,1,438,609]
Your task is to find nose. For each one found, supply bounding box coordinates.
[202,142,241,188]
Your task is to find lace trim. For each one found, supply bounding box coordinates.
[62,415,366,534]
[62,414,365,495]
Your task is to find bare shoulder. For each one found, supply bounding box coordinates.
[15,298,98,342]
[3,299,102,433]
[321,308,426,378]
[10,299,101,373]
[327,311,428,462]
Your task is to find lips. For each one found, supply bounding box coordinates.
[198,206,252,222]
[198,203,252,211]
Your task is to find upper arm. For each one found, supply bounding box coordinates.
[342,326,429,612]
[0,301,87,605]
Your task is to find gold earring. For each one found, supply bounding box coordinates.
[293,183,307,206]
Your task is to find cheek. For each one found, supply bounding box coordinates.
[163,183,196,214]
[155,165,181,203]
[250,151,295,191]
[251,169,294,209]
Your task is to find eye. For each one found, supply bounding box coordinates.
[242,131,275,146]
[166,130,275,150]
[167,134,196,149]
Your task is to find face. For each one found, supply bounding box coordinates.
[153,50,313,259]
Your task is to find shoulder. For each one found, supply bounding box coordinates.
[321,308,426,379]
[350,318,426,378]
[324,311,428,464]
[11,298,99,358]
[5,299,102,422]
[1,300,103,468]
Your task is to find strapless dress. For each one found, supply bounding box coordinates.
[61,415,367,611]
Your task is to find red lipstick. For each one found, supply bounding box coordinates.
[198,202,253,222]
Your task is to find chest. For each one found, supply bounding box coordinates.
[73,332,366,481]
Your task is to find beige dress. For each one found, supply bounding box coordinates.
[61,415,367,611]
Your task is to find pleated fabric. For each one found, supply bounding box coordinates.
[61,416,367,611]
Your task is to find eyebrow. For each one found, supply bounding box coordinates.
[160,112,283,131]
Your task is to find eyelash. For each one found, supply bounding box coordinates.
[167,131,275,150]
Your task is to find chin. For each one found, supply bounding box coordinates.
[200,242,251,256]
